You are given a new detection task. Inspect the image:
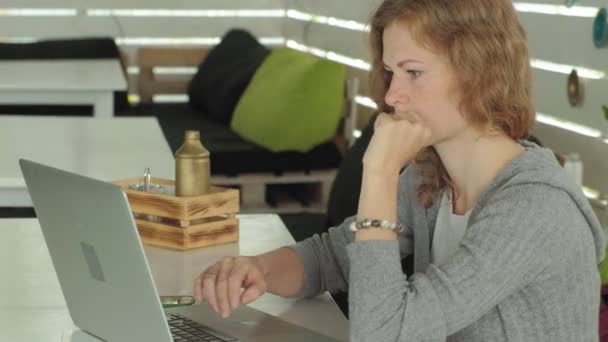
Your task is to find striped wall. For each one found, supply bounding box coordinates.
[518,2,608,210]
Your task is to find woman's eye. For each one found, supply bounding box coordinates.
[407,70,423,79]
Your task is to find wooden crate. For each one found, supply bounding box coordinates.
[114,177,239,250]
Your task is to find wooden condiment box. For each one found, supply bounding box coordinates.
[114,177,239,250]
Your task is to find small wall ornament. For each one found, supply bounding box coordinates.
[567,69,583,107]
[593,8,608,48]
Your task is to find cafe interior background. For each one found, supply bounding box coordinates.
[1,0,608,339]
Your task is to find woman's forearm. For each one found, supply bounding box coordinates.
[251,169,402,299]
[356,169,400,241]
[252,247,306,297]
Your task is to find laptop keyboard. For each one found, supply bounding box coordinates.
[168,314,239,342]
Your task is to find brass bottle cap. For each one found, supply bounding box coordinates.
[175,130,209,158]
[185,130,200,140]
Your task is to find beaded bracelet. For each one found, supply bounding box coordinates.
[349,218,404,233]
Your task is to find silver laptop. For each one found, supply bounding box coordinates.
[19,159,343,342]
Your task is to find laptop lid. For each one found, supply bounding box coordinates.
[20,159,173,342]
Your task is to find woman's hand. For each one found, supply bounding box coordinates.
[363,112,433,176]
[194,256,267,319]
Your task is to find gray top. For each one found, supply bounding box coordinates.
[290,141,606,341]
[430,191,470,266]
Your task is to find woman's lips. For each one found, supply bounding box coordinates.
[394,111,418,123]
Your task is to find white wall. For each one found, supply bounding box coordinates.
[516,1,608,212]
[1,1,285,40]
[284,0,378,60]
[1,0,286,65]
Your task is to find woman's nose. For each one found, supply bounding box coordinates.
[384,79,409,108]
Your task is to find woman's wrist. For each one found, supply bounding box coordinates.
[356,167,400,242]
[251,255,269,278]
[362,165,402,182]
[355,228,397,241]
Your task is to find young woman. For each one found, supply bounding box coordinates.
[194,0,606,340]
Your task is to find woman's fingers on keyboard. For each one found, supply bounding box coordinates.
[194,275,203,302]
[240,285,262,305]
[216,257,235,318]
[195,256,267,319]
[199,264,220,313]
[228,261,250,310]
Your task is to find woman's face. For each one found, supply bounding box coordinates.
[382,20,471,145]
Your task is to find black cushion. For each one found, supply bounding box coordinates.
[0,37,122,60]
[187,29,270,125]
[118,103,342,175]
[326,113,378,227]
[0,105,93,116]
[0,37,129,114]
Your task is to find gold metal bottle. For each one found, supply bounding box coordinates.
[175,130,210,196]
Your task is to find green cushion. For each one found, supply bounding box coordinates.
[600,242,608,284]
[230,47,346,152]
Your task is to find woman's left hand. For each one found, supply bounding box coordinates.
[363,112,433,176]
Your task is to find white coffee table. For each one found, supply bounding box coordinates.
[0,214,349,341]
[0,116,175,207]
[0,60,127,119]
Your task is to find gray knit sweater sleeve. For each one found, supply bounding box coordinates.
[288,216,356,297]
[290,215,415,297]
[289,169,415,298]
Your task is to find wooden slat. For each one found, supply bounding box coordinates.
[136,219,186,248]
[184,188,240,221]
[137,68,155,103]
[136,48,207,102]
[134,217,239,250]
[113,177,240,221]
[187,218,239,248]
[137,47,208,67]
[115,177,187,218]
[138,75,191,102]
[141,80,189,94]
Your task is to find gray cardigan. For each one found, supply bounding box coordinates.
[290,141,606,341]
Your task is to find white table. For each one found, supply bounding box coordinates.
[0,116,175,207]
[0,214,349,342]
[0,60,127,118]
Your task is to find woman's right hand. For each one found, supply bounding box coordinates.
[194,256,268,319]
